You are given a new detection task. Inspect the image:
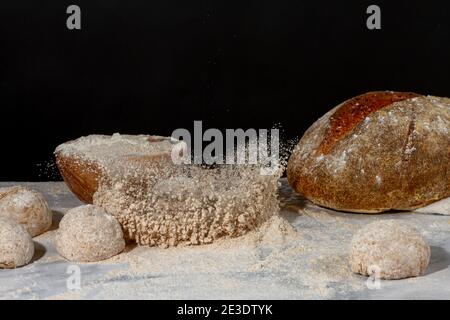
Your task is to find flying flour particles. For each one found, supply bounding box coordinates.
[94,161,284,248]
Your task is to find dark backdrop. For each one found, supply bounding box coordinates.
[1,0,450,181]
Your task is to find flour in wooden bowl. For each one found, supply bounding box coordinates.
[94,163,283,247]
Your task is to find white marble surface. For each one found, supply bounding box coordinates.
[0,181,449,300]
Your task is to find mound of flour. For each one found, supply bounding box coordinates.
[94,163,283,247]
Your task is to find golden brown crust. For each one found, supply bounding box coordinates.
[288,93,450,213]
[320,92,421,154]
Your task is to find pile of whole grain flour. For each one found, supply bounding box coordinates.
[86,133,295,248]
[94,162,283,247]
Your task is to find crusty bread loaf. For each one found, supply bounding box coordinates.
[287,91,450,213]
[55,134,184,203]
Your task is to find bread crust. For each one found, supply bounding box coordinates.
[319,91,420,154]
[287,92,450,213]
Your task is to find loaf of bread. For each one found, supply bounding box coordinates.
[287,91,450,213]
[55,134,185,203]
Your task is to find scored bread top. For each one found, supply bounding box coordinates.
[319,91,421,154]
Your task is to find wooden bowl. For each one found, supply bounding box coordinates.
[55,134,185,203]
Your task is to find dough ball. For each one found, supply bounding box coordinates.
[55,205,125,262]
[349,220,430,279]
[0,186,52,237]
[0,216,35,268]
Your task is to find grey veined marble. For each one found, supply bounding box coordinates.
[0,180,449,300]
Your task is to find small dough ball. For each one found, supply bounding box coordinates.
[349,220,430,280]
[0,216,35,268]
[0,186,52,237]
[55,205,125,262]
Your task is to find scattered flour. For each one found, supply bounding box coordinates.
[43,210,364,300]
[94,163,283,247]
[55,134,175,164]
[375,175,382,186]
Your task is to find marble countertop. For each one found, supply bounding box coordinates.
[0,180,449,300]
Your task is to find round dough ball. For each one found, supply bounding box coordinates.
[0,186,52,237]
[55,205,125,262]
[349,220,430,279]
[0,216,35,268]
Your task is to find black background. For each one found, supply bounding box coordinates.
[1,0,449,181]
